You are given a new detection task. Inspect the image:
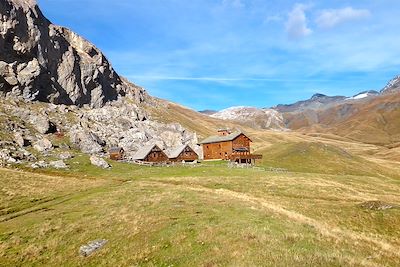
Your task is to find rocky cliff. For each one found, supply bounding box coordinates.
[0,0,200,166]
[0,0,146,107]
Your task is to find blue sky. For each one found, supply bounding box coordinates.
[38,0,400,110]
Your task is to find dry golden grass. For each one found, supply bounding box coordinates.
[1,164,400,266]
[0,167,108,217]
[1,97,400,266]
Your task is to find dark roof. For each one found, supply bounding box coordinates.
[234,147,249,152]
[109,147,124,153]
[132,144,162,160]
[199,131,250,144]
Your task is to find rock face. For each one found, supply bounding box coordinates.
[0,0,146,107]
[0,0,202,163]
[381,76,400,94]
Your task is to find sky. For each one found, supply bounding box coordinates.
[38,0,400,111]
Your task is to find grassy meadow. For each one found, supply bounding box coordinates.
[1,151,400,266]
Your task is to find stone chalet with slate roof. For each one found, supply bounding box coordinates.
[199,129,262,164]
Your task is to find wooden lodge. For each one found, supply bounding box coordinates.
[199,129,262,164]
[167,145,199,162]
[131,144,169,163]
[109,147,125,160]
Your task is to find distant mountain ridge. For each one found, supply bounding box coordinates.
[272,75,400,145]
[198,110,218,115]
[210,106,287,130]
[273,93,346,113]
[201,74,400,145]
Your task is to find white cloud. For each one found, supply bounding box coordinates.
[316,7,370,29]
[285,4,312,39]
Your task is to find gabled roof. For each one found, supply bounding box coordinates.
[109,147,124,153]
[167,145,198,159]
[199,131,250,144]
[132,144,163,160]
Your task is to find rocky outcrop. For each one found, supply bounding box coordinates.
[0,0,146,107]
[90,155,111,169]
[0,97,199,161]
[0,140,36,163]
[0,1,200,165]
[381,75,400,94]
[32,138,53,152]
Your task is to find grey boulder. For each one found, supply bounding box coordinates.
[90,155,111,169]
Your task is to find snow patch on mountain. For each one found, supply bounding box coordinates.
[347,90,379,100]
[381,75,400,94]
[210,106,287,130]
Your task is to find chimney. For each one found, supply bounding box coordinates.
[217,129,231,136]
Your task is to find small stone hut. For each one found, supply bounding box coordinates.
[109,147,125,160]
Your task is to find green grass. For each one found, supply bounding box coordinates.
[257,141,400,178]
[1,155,400,266]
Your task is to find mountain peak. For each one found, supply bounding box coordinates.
[10,0,36,10]
[0,0,146,107]
[311,93,327,100]
[381,75,400,94]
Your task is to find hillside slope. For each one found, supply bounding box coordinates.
[276,76,400,145]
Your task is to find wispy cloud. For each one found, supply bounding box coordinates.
[285,4,312,39]
[316,7,370,29]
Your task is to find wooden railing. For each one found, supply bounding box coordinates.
[229,154,263,160]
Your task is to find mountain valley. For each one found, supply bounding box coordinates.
[1,1,400,266]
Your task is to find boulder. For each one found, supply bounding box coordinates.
[90,155,111,169]
[31,161,49,169]
[13,132,25,147]
[29,115,57,134]
[79,239,108,257]
[70,130,105,154]
[58,151,74,160]
[49,160,68,169]
[33,138,53,152]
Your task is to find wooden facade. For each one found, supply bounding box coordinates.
[202,133,251,160]
[200,131,262,164]
[169,145,199,162]
[143,145,169,163]
[132,144,169,163]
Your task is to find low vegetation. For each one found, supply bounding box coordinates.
[258,141,400,177]
[1,154,400,266]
